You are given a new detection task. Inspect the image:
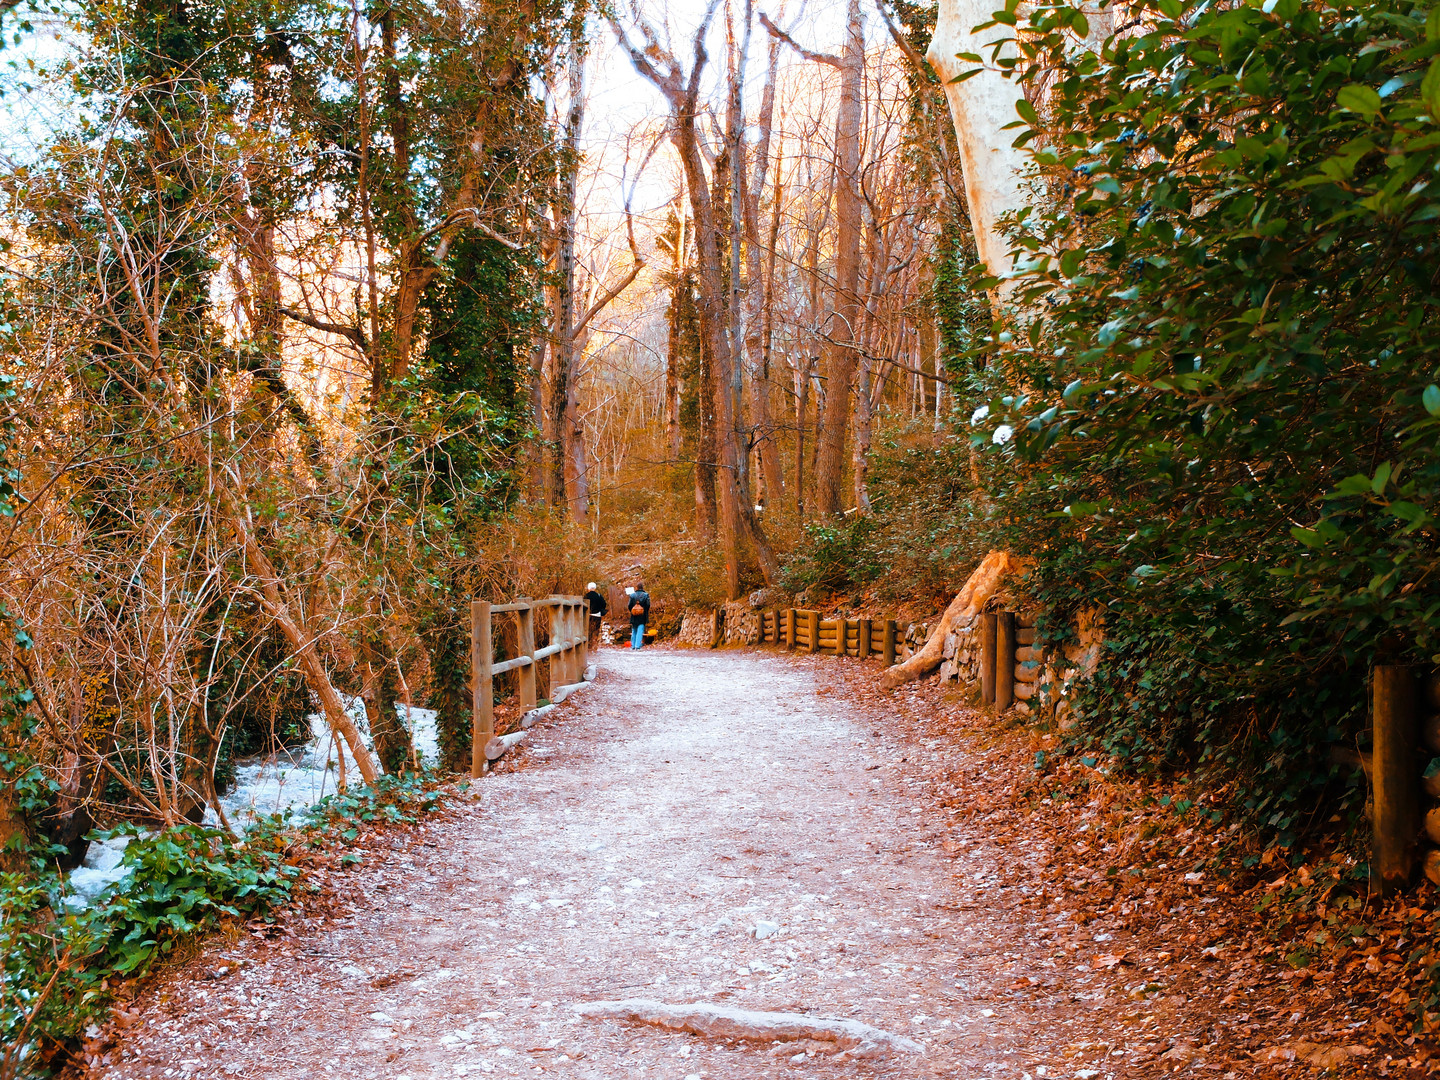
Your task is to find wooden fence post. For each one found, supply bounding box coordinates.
[576,599,589,677]
[1374,665,1420,892]
[859,619,872,659]
[882,619,897,667]
[568,601,580,681]
[996,612,1016,712]
[784,608,795,648]
[471,600,493,778]
[517,602,537,710]
[547,603,562,695]
[980,613,998,704]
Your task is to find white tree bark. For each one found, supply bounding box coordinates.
[925,0,1030,286]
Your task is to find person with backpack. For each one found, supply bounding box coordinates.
[584,582,608,649]
[628,581,651,649]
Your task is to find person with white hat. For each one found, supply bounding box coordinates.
[584,582,608,650]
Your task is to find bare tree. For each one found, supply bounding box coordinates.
[609,2,779,595]
[763,0,864,518]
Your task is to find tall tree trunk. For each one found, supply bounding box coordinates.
[550,42,586,518]
[611,6,778,591]
[853,348,873,513]
[695,332,719,543]
[222,487,381,784]
[529,334,549,496]
[743,36,784,510]
[361,597,411,774]
[725,9,753,518]
[925,0,1029,291]
[665,213,684,460]
[794,356,810,520]
[814,0,865,518]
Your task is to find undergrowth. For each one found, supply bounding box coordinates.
[0,772,450,1078]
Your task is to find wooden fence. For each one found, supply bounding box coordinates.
[761,608,902,667]
[470,595,588,778]
[762,607,1028,714]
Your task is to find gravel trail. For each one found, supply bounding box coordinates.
[93,647,1103,1080]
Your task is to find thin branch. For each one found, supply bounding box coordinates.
[758,12,841,68]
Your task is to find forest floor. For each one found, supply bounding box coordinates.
[78,647,1426,1080]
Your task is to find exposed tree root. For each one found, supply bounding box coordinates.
[880,549,1016,690]
[573,998,925,1058]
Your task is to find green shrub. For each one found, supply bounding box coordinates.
[780,417,993,605]
[965,0,1440,841]
[0,772,448,1076]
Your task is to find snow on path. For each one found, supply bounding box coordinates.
[94,648,1068,1079]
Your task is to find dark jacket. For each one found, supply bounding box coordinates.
[628,590,651,627]
[585,589,608,618]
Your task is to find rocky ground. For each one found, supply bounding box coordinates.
[79,646,1426,1079]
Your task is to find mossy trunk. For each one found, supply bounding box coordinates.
[421,610,471,774]
[362,603,412,776]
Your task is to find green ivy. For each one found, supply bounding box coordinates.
[941,0,1440,840]
[0,772,448,1074]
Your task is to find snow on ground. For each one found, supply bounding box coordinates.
[207,700,440,830]
[66,702,440,909]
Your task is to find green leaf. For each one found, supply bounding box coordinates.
[1423,59,1440,119]
[1015,98,1040,127]
[1333,474,1374,497]
[1336,84,1383,117]
[1060,249,1084,277]
[1428,7,1440,43]
[1424,383,1440,417]
[1372,461,1392,494]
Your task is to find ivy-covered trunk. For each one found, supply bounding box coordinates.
[421,604,473,775]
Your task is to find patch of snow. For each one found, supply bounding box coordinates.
[67,701,437,910]
[63,834,135,911]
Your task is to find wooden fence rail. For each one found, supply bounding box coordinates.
[471,595,588,778]
[767,608,901,667]
[764,607,1024,711]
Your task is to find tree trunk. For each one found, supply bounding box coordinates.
[881,551,1015,689]
[665,219,683,460]
[223,490,381,784]
[361,597,411,774]
[695,333,719,544]
[550,42,585,518]
[926,0,1030,291]
[814,0,865,518]
[794,356,810,520]
[852,347,873,513]
[610,8,778,589]
[743,37,784,510]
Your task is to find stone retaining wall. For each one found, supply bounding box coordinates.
[935,609,1103,727]
[722,601,762,646]
[675,609,720,647]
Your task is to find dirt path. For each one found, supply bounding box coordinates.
[89,647,1223,1079]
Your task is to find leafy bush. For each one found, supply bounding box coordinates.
[965,0,1440,840]
[781,417,993,605]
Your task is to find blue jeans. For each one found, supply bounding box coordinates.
[631,623,645,649]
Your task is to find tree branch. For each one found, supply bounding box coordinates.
[758,12,841,67]
[872,0,936,82]
[281,307,369,356]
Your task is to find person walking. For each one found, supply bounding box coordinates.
[584,582,608,650]
[628,581,651,650]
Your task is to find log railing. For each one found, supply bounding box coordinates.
[470,595,588,778]
[762,608,902,667]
